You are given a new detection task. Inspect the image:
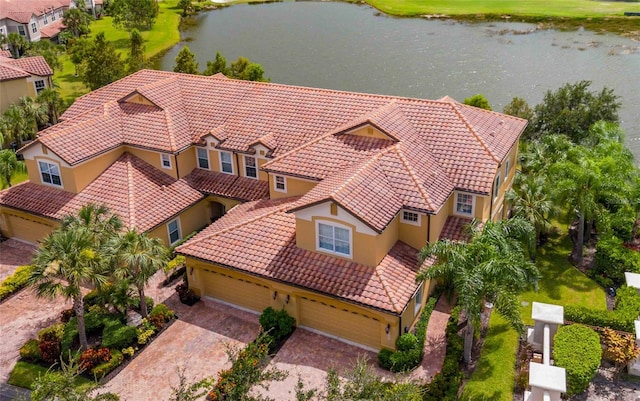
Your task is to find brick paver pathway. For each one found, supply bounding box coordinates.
[0,239,36,282]
[409,295,452,382]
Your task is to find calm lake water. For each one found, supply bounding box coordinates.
[159,2,640,159]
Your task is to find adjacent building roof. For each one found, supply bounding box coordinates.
[40,19,65,39]
[0,55,53,81]
[0,153,204,232]
[0,0,70,21]
[439,216,474,242]
[177,197,431,314]
[183,168,270,202]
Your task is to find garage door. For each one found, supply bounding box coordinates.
[6,214,53,244]
[201,269,270,313]
[299,297,381,350]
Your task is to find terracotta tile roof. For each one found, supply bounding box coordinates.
[0,55,52,81]
[439,216,473,242]
[0,153,204,232]
[177,197,429,314]
[4,11,35,23]
[183,168,269,201]
[0,51,12,58]
[1,0,70,20]
[40,19,65,38]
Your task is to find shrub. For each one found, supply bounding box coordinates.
[600,327,640,369]
[553,324,602,396]
[60,308,75,323]
[395,333,419,352]
[594,236,640,286]
[259,307,296,341]
[19,339,42,361]
[38,331,62,364]
[136,327,155,345]
[78,347,111,372]
[565,305,634,332]
[131,296,155,315]
[150,303,175,322]
[38,323,65,342]
[615,286,640,317]
[377,348,394,370]
[0,265,34,301]
[92,349,123,379]
[121,346,136,358]
[609,208,636,242]
[61,320,79,357]
[101,321,137,349]
[82,288,102,309]
[389,348,422,372]
[164,255,185,277]
[148,314,165,330]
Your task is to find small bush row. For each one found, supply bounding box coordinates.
[565,285,640,333]
[592,236,640,287]
[553,324,602,397]
[0,265,34,301]
[377,296,438,372]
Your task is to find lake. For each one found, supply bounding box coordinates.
[159,2,640,159]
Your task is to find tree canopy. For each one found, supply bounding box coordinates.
[463,94,492,110]
[126,29,146,75]
[63,7,92,38]
[173,46,199,75]
[81,32,125,90]
[109,0,159,30]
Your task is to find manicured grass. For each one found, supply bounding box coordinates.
[364,0,640,18]
[54,0,182,104]
[0,170,29,190]
[461,314,519,401]
[8,361,94,390]
[519,222,607,326]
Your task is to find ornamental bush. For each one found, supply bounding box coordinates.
[553,324,602,396]
[101,321,137,349]
[0,265,34,301]
[150,303,175,322]
[38,330,62,364]
[92,349,124,379]
[20,339,42,361]
[565,286,640,333]
[396,333,419,352]
[78,347,111,372]
[593,236,640,286]
[259,307,296,341]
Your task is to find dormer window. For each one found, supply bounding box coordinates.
[197,147,209,170]
[317,221,352,257]
[161,153,171,169]
[220,151,233,174]
[38,161,62,187]
[245,156,257,179]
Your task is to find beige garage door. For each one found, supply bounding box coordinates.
[201,269,270,313]
[299,297,381,350]
[6,214,53,244]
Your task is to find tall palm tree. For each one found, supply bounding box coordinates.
[108,230,169,318]
[0,104,30,147]
[28,228,110,351]
[61,203,123,246]
[6,32,28,58]
[0,149,26,188]
[18,96,49,135]
[36,88,65,125]
[416,217,539,364]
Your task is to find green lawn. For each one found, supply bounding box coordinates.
[364,0,640,17]
[463,222,606,400]
[54,0,182,104]
[8,361,94,390]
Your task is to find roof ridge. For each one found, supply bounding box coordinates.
[449,102,500,164]
[392,145,435,211]
[262,130,335,169]
[374,264,400,313]
[124,153,137,228]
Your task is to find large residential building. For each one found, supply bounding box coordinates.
[0,0,73,43]
[0,69,525,350]
[0,54,53,114]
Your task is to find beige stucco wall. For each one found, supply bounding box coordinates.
[146,199,209,246]
[0,207,59,244]
[490,144,519,221]
[125,146,177,179]
[268,175,318,199]
[177,147,197,179]
[345,125,393,140]
[238,154,269,181]
[0,79,30,115]
[398,212,428,250]
[430,196,453,242]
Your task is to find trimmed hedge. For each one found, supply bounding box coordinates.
[553,324,602,397]
[565,286,640,333]
[0,265,34,301]
[259,307,296,342]
[593,236,640,287]
[101,321,137,349]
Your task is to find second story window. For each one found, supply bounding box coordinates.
[504,159,510,182]
[51,11,56,21]
[43,14,48,24]
[167,218,181,245]
[274,175,286,192]
[245,156,257,179]
[317,221,351,257]
[34,80,45,94]
[197,147,209,170]
[38,161,62,187]
[161,153,171,169]
[401,210,420,225]
[220,151,233,174]
[494,173,501,199]
[18,26,26,37]
[31,23,37,33]
[455,193,473,216]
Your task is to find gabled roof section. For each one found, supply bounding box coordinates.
[0,153,204,232]
[183,169,269,202]
[177,197,430,314]
[0,55,52,81]
[250,132,277,152]
[331,101,417,142]
[40,19,65,39]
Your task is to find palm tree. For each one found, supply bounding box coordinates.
[28,228,110,351]
[506,173,555,252]
[19,96,49,134]
[108,230,169,318]
[0,104,30,147]
[6,32,28,58]
[63,7,92,38]
[416,217,539,364]
[37,88,65,125]
[0,149,26,188]
[61,203,123,246]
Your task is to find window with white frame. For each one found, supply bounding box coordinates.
[167,219,181,245]
[220,151,233,174]
[414,285,423,315]
[317,221,351,257]
[51,11,56,21]
[244,156,257,179]
[44,13,48,24]
[34,80,45,94]
[401,210,420,225]
[18,26,26,36]
[455,193,474,216]
[161,153,171,169]
[274,175,286,192]
[494,173,501,199]
[31,22,37,33]
[38,161,62,187]
[504,159,510,182]
[197,147,209,169]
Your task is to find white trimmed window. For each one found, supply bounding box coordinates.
[401,210,420,225]
[455,193,474,216]
[504,159,510,182]
[51,12,56,21]
[219,151,233,174]
[414,285,423,316]
[167,218,181,245]
[34,80,45,94]
[244,156,257,179]
[43,14,48,24]
[18,26,26,36]
[31,22,37,33]
[161,153,171,169]
[494,173,501,199]
[38,161,62,187]
[197,147,209,169]
[317,221,352,257]
[274,175,286,192]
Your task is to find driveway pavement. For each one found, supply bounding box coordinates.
[0,239,35,281]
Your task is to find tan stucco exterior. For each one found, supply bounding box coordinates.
[147,199,209,246]
[125,146,178,179]
[0,79,30,115]
[0,207,58,244]
[268,175,318,199]
[344,125,395,141]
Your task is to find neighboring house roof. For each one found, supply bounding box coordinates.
[0,153,204,232]
[183,168,270,202]
[0,50,12,58]
[0,55,53,81]
[0,0,70,20]
[177,197,431,314]
[40,19,65,38]
[439,216,474,242]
